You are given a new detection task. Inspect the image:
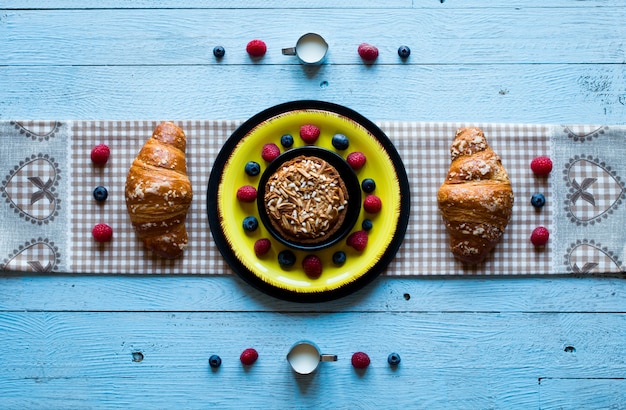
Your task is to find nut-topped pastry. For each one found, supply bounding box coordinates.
[264,155,349,244]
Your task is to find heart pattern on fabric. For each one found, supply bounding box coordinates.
[0,153,62,224]
[10,121,63,142]
[563,155,625,226]
[565,239,623,274]
[1,238,60,272]
[562,125,609,143]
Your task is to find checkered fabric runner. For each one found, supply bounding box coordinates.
[1,120,625,275]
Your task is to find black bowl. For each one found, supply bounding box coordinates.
[256,146,362,251]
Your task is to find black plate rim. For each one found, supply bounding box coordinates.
[207,100,411,303]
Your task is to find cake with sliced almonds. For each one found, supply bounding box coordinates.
[264,155,349,244]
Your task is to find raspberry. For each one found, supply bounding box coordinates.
[530,226,550,246]
[346,152,367,170]
[253,238,271,257]
[92,223,113,242]
[530,156,553,176]
[351,352,370,369]
[300,124,321,144]
[346,230,368,252]
[302,255,323,279]
[246,39,267,58]
[358,43,379,62]
[236,185,257,202]
[240,348,258,366]
[90,144,110,165]
[363,195,382,214]
[261,143,281,162]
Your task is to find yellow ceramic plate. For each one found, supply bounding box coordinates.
[207,101,410,302]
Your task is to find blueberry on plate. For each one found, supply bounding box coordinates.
[93,186,108,202]
[332,251,347,266]
[387,352,401,366]
[280,134,294,148]
[213,46,225,58]
[242,216,259,232]
[209,355,222,368]
[531,193,546,208]
[361,178,376,193]
[278,250,296,268]
[244,161,261,176]
[362,219,373,231]
[332,134,350,150]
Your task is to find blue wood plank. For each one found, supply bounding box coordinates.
[2,8,624,65]
[1,64,625,123]
[1,1,626,408]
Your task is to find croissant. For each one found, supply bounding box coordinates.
[125,122,193,259]
[437,127,514,264]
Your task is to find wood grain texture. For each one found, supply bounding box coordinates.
[1,1,626,408]
[1,311,625,409]
[2,8,624,65]
[2,64,625,123]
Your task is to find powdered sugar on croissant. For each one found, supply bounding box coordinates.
[125,122,193,259]
[437,127,514,264]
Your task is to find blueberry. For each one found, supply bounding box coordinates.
[362,219,373,231]
[387,353,401,366]
[242,216,259,232]
[278,250,296,268]
[531,193,546,208]
[332,134,350,150]
[213,46,225,58]
[93,186,108,202]
[244,161,261,176]
[209,354,222,368]
[280,134,294,148]
[361,178,376,193]
[332,251,347,266]
[397,46,411,59]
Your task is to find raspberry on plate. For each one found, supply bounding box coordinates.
[302,255,323,279]
[246,39,267,58]
[358,43,379,62]
[346,230,368,252]
[530,156,553,176]
[530,226,550,246]
[240,348,259,366]
[261,143,281,162]
[236,185,257,202]
[92,223,113,242]
[253,238,271,257]
[90,144,110,165]
[351,351,370,369]
[300,124,321,144]
[346,152,367,170]
[363,195,382,214]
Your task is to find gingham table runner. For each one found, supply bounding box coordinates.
[1,120,624,275]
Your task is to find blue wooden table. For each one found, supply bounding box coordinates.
[1,2,625,408]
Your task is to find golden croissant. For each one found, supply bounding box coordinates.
[125,122,193,259]
[437,127,514,264]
